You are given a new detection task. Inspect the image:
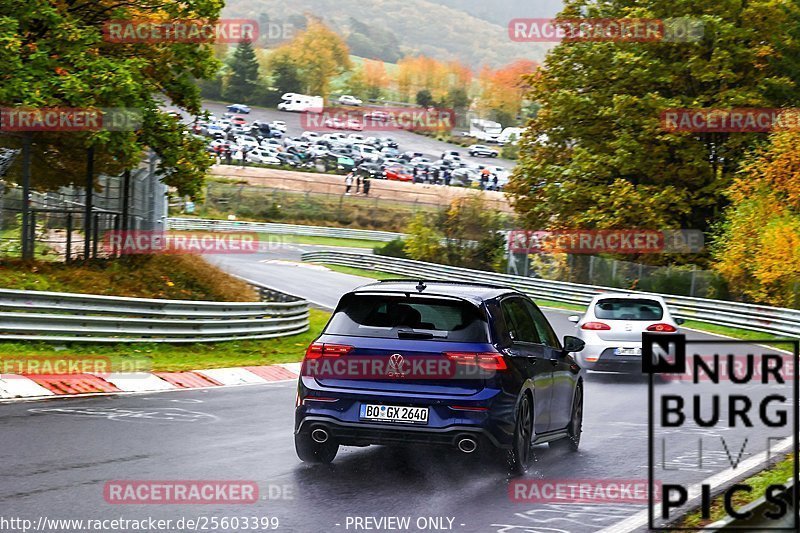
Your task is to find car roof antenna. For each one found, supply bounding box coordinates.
[416,281,426,293]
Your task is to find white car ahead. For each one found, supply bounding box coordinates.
[568,293,683,373]
[338,94,363,106]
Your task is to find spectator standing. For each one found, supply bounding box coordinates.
[480,168,490,190]
[345,173,354,195]
[363,175,371,196]
[224,148,232,165]
[356,173,362,194]
[443,169,451,186]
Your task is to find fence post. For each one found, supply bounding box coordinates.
[121,169,131,232]
[84,146,94,260]
[92,212,100,259]
[28,209,36,259]
[65,212,72,262]
[20,133,33,261]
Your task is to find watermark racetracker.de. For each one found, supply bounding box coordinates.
[103,19,259,44]
[507,229,705,254]
[0,107,142,132]
[509,17,704,43]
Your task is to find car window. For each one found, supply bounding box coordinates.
[594,298,664,321]
[326,294,489,342]
[500,297,540,344]
[524,300,561,349]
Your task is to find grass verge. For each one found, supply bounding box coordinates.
[676,453,795,530]
[0,309,330,372]
[271,234,382,249]
[320,264,407,280]
[0,255,255,301]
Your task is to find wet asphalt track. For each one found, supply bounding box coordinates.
[2,247,794,533]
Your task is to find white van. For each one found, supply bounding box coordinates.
[278,95,324,113]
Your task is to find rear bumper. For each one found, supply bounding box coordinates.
[296,415,507,449]
[579,346,643,373]
[295,377,515,449]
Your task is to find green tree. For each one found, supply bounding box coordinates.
[416,89,434,108]
[445,87,471,110]
[268,50,304,96]
[405,197,506,271]
[507,0,800,234]
[0,0,222,197]
[225,40,260,102]
[404,212,444,263]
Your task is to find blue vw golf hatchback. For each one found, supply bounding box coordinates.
[294,280,586,473]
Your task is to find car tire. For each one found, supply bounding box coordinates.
[507,393,533,475]
[491,153,498,158]
[550,383,583,452]
[295,431,339,464]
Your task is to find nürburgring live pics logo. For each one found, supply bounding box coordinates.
[644,333,799,530]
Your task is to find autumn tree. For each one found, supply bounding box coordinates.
[272,19,351,97]
[507,0,800,235]
[713,129,800,307]
[477,60,537,125]
[362,59,388,100]
[396,55,472,103]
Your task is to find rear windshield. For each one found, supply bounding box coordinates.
[594,298,664,321]
[326,294,489,342]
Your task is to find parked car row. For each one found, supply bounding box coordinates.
[187,108,510,189]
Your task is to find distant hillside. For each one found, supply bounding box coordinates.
[222,0,551,67]
[429,0,564,26]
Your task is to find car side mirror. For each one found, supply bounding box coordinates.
[675,318,685,325]
[567,315,581,323]
[563,335,585,353]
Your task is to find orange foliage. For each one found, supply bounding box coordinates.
[714,131,800,307]
[477,60,538,118]
[396,55,472,100]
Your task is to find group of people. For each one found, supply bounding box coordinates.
[212,144,236,165]
[344,172,371,196]
[479,168,500,191]
[411,166,451,186]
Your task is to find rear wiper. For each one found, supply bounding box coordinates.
[397,329,447,339]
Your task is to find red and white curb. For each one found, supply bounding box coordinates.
[0,362,301,402]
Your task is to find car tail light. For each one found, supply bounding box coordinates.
[444,352,508,371]
[647,323,677,332]
[449,405,489,412]
[304,343,353,360]
[581,322,611,330]
[301,397,340,405]
[584,356,599,362]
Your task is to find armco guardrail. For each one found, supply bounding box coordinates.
[167,217,405,243]
[0,283,309,343]
[302,251,800,337]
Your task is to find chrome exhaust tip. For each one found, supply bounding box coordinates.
[311,428,329,443]
[457,437,478,454]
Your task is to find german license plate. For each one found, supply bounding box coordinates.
[360,404,429,424]
[615,347,642,356]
